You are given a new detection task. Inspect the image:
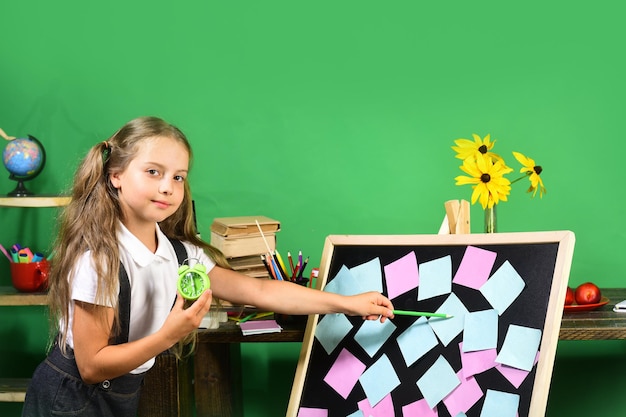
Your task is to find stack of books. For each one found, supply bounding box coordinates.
[209,216,281,279]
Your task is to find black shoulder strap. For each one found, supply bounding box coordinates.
[167,238,188,309]
[167,237,187,266]
[115,238,188,345]
[115,264,131,345]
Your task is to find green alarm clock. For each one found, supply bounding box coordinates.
[177,263,210,300]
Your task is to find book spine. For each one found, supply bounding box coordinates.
[210,232,276,257]
[210,224,280,238]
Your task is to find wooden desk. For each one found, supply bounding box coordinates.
[559,287,626,340]
[193,318,306,417]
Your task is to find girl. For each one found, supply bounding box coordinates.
[22,116,395,417]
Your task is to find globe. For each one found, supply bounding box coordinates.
[2,135,46,196]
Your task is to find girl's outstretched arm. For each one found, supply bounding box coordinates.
[72,289,212,384]
[208,266,395,322]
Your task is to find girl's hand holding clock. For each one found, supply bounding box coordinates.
[160,289,213,348]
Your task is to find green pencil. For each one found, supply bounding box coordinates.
[393,310,453,319]
[236,312,257,325]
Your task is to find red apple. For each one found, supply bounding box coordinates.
[565,287,575,306]
[574,282,602,305]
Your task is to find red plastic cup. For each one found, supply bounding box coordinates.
[10,260,50,292]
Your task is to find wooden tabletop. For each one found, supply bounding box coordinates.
[559,288,626,340]
[197,316,307,343]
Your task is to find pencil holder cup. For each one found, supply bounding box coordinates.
[10,260,50,292]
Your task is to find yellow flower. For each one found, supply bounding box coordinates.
[513,151,547,198]
[453,133,547,213]
[455,153,513,209]
[452,133,503,162]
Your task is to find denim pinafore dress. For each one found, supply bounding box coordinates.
[22,239,187,417]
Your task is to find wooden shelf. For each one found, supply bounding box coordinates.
[0,195,63,404]
[0,195,71,208]
[0,287,47,306]
[0,378,29,402]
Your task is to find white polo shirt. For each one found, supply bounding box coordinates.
[64,222,216,373]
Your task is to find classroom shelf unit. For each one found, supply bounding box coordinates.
[0,196,69,403]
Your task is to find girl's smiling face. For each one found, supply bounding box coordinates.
[110,135,189,235]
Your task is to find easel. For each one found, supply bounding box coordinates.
[439,199,470,234]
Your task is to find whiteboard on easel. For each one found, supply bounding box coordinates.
[287,231,575,417]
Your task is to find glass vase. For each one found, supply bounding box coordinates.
[484,205,497,233]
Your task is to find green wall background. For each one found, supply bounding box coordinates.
[1,1,625,415]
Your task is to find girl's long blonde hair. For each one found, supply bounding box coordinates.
[48,116,229,357]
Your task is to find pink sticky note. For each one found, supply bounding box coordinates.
[453,246,497,289]
[323,348,366,399]
[297,407,328,417]
[402,399,438,417]
[459,342,497,378]
[358,393,395,417]
[443,371,484,416]
[384,251,419,300]
[496,351,540,388]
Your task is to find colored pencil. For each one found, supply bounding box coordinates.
[269,256,284,280]
[236,313,257,324]
[260,255,274,278]
[0,244,12,262]
[297,257,309,279]
[275,250,290,280]
[287,251,295,275]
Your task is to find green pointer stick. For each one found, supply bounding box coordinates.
[393,310,453,319]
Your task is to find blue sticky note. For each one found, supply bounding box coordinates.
[416,355,460,409]
[428,293,469,346]
[479,261,525,315]
[397,316,439,367]
[324,265,365,296]
[347,411,364,417]
[418,255,452,301]
[479,389,519,417]
[315,313,354,355]
[462,309,499,352]
[496,324,542,372]
[350,257,384,293]
[359,354,400,407]
[354,318,397,357]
